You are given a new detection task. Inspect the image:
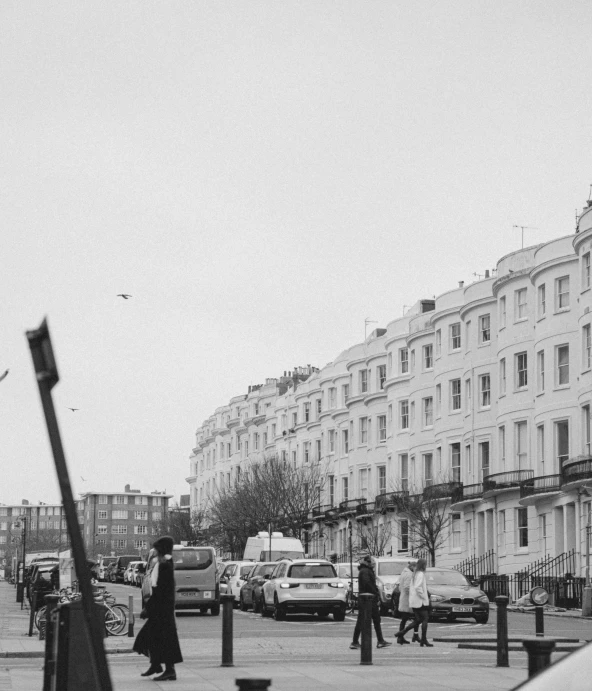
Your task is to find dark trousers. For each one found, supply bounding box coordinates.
[400,605,430,640]
[353,598,384,644]
[398,610,419,634]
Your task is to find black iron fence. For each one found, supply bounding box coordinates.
[453,549,495,578]
[479,573,585,609]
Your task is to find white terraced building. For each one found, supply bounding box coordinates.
[187,204,592,580]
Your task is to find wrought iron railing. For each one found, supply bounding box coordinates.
[375,490,409,511]
[339,498,364,515]
[356,501,375,517]
[422,481,462,501]
[483,469,533,493]
[520,474,562,498]
[453,549,495,578]
[562,456,592,484]
[312,504,330,518]
[451,483,483,504]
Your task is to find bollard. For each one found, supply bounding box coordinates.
[221,594,234,667]
[534,605,544,637]
[359,593,373,666]
[523,638,555,678]
[582,586,592,617]
[28,590,37,637]
[128,594,134,637]
[235,680,271,691]
[495,595,509,668]
[42,595,60,691]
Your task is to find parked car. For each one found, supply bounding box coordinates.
[239,562,277,611]
[336,563,359,609]
[109,555,140,583]
[220,561,257,605]
[392,566,490,624]
[172,545,220,615]
[370,556,417,614]
[123,561,143,585]
[98,557,117,582]
[260,558,347,621]
[132,561,146,586]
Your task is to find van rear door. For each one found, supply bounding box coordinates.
[173,547,219,614]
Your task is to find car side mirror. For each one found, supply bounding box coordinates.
[264,574,271,580]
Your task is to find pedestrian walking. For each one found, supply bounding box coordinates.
[349,555,392,650]
[133,536,183,681]
[396,558,433,647]
[394,561,420,644]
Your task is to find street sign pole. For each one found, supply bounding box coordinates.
[26,318,112,691]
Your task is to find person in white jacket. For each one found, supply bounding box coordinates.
[394,562,420,644]
[395,558,434,647]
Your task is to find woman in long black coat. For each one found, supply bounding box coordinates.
[133,536,183,681]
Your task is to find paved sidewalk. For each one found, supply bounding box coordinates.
[0,582,537,690]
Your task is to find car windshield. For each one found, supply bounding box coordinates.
[377,562,407,576]
[240,565,254,577]
[173,549,213,571]
[426,570,470,586]
[337,565,356,579]
[259,564,276,577]
[288,564,336,579]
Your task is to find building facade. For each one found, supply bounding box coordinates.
[188,208,592,577]
[0,485,171,571]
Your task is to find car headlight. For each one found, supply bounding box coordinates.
[430,594,446,603]
[476,595,489,603]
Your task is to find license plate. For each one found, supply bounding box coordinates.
[179,592,196,597]
[306,584,322,589]
[452,606,472,612]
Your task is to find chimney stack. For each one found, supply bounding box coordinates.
[485,269,490,278]
[125,484,130,492]
[459,281,464,288]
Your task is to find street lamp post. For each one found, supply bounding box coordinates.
[14,516,27,607]
[347,519,354,609]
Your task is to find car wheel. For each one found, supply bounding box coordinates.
[210,604,220,616]
[239,594,248,611]
[261,596,271,618]
[475,613,489,624]
[252,596,260,614]
[273,597,286,621]
[317,608,330,619]
[333,608,346,622]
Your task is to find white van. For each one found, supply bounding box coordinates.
[172,545,220,615]
[242,531,304,562]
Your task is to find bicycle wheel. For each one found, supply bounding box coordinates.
[35,606,47,631]
[105,604,129,636]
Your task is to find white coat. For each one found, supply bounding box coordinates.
[409,570,429,609]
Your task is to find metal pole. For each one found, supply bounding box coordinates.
[43,594,60,691]
[534,605,544,637]
[495,595,509,668]
[127,594,134,637]
[235,680,271,691]
[359,593,373,666]
[26,319,112,691]
[523,639,556,678]
[586,523,590,587]
[221,594,234,667]
[348,520,353,610]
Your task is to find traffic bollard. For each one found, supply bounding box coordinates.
[28,590,37,637]
[523,638,555,678]
[128,594,134,637]
[221,594,234,667]
[495,595,509,668]
[235,680,271,691]
[42,595,60,691]
[534,605,544,637]
[359,593,373,666]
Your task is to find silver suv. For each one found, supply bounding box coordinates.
[260,559,347,621]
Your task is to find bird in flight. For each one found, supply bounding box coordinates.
[0,369,8,382]
[80,476,87,482]
[68,408,79,412]
[117,294,132,299]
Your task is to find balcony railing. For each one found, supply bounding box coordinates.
[375,490,409,511]
[339,498,364,516]
[451,483,483,504]
[483,469,533,493]
[562,456,592,484]
[520,474,562,499]
[324,506,340,523]
[312,504,330,519]
[422,481,462,501]
[356,501,375,517]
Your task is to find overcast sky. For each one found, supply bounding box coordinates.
[1,1,592,506]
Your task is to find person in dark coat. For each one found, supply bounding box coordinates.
[133,536,183,681]
[350,556,392,649]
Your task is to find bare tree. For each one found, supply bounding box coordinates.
[207,453,328,558]
[354,515,393,557]
[153,507,208,546]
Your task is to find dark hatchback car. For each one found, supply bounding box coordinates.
[109,555,139,583]
[393,567,489,624]
[239,562,276,611]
